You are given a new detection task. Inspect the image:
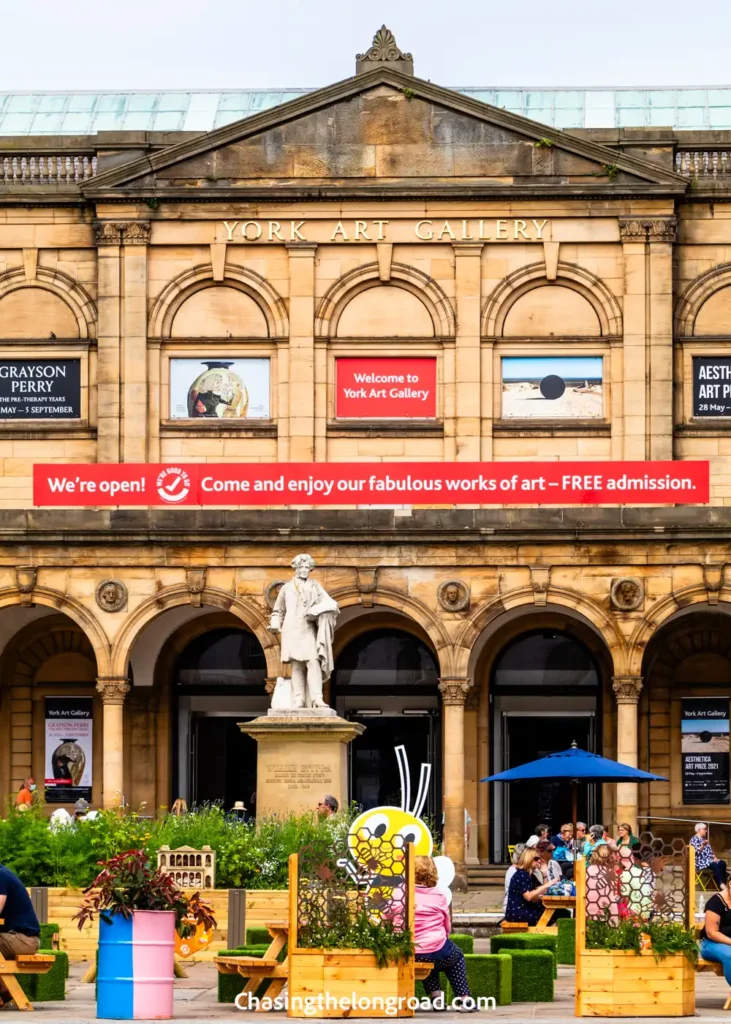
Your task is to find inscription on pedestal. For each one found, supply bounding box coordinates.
[264,762,333,791]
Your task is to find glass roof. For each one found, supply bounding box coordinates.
[1,86,730,136]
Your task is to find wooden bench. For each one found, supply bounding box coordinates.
[500,921,529,932]
[0,954,55,1012]
[696,958,731,1011]
[414,962,434,981]
[215,920,290,1011]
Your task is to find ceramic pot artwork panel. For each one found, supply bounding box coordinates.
[187,361,249,418]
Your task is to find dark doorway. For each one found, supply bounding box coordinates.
[191,716,257,810]
[502,714,596,846]
[347,713,440,817]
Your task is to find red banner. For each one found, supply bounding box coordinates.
[335,357,437,418]
[33,461,709,507]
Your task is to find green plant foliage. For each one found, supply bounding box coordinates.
[444,953,512,1006]
[556,917,575,965]
[534,138,555,149]
[216,945,269,1003]
[601,163,619,181]
[39,923,59,950]
[18,950,68,1002]
[508,949,554,1002]
[245,927,273,946]
[449,933,474,954]
[298,907,414,969]
[585,916,698,965]
[0,803,356,889]
[490,933,558,978]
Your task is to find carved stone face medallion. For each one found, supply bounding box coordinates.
[610,577,644,612]
[95,579,127,613]
[437,580,470,613]
[265,580,286,610]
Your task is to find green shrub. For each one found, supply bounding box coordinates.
[217,945,269,1003]
[490,932,558,977]
[556,917,575,965]
[245,927,272,946]
[18,950,68,1002]
[445,953,512,1006]
[508,949,554,1003]
[449,933,474,954]
[39,923,59,951]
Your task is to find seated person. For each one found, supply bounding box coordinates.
[0,862,40,1005]
[503,843,526,912]
[583,824,618,859]
[504,847,553,926]
[413,855,474,1009]
[525,823,550,848]
[551,823,573,855]
[700,885,731,984]
[691,822,727,889]
[533,840,563,886]
[616,822,638,850]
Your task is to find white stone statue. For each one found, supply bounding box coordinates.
[268,554,339,710]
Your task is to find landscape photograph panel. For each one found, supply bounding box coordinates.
[502,356,603,419]
[681,716,730,754]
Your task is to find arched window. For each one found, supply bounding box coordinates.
[502,285,601,336]
[332,629,438,689]
[176,628,266,690]
[493,630,599,689]
[336,286,435,337]
[0,288,79,338]
[171,286,268,337]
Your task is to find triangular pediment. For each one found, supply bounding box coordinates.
[86,69,687,196]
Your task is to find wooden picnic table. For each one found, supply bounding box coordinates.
[534,894,576,932]
[0,919,55,1011]
[215,920,289,1012]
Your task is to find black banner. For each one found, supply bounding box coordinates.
[693,357,731,417]
[681,697,730,804]
[0,359,80,419]
[44,697,93,804]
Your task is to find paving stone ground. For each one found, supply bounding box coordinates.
[13,943,731,1023]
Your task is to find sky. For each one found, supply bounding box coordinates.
[502,358,603,381]
[1,0,729,92]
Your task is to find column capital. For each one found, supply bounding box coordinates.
[94,221,124,246]
[93,221,151,246]
[438,677,471,705]
[612,675,643,704]
[122,221,151,245]
[96,677,130,705]
[618,217,676,244]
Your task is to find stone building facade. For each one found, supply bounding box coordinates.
[3,30,731,872]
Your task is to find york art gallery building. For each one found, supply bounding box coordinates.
[4,28,731,875]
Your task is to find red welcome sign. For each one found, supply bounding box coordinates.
[336,357,437,418]
[33,461,709,507]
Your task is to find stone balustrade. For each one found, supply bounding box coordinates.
[1,154,97,185]
[676,150,731,178]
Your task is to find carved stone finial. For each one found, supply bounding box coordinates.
[356,25,414,76]
[612,676,643,705]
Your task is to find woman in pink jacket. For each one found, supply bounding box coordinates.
[413,855,474,1010]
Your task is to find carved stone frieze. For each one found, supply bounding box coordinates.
[610,577,644,612]
[95,579,128,613]
[356,25,414,75]
[437,579,470,613]
[612,676,643,705]
[96,677,131,705]
[618,217,677,243]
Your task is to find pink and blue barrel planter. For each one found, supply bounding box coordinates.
[97,910,175,1019]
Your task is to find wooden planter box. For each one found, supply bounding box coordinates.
[288,948,415,1019]
[576,949,695,1017]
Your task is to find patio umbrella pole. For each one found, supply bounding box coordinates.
[572,779,578,866]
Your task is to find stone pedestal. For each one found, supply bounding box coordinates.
[239,711,365,818]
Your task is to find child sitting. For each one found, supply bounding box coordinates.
[413,854,474,1011]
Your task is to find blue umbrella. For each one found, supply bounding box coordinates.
[482,745,667,849]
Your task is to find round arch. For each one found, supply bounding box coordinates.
[455,588,626,679]
[110,586,279,680]
[0,587,110,675]
[0,266,97,339]
[148,263,289,339]
[314,262,456,338]
[628,589,731,676]
[674,264,731,336]
[481,261,623,338]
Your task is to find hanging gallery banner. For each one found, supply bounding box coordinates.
[502,356,603,419]
[0,359,80,419]
[681,697,730,804]
[34,460,709,506]
[44,697,93,804]
[693,357,731,416]
[335,357,437,418]
[169,359,270,419]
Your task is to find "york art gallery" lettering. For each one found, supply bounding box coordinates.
[221,218,549,243]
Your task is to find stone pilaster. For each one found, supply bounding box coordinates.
[453,244,483,460]
[439,677,470,887]
[612,675,644,831]
[121,221,150,462]
[96,676,130,808]
[94,222,123,462]
[287,243,316,462]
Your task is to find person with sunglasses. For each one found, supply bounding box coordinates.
[504,847,554,926]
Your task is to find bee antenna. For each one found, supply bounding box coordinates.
[412,762,432,819]
[395,745,411,812]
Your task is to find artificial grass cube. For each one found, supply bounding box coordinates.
[245,927,272,946]
[217,945,270,1003]
[445,953,512,1006]
[556,917,575,965]
[18,950,68,1002]
[508,949,554,1003]
[449,933,474,954]
[490,932,558,977]
[39,923,59,950]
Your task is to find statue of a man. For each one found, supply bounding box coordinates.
[268,554,339,709]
